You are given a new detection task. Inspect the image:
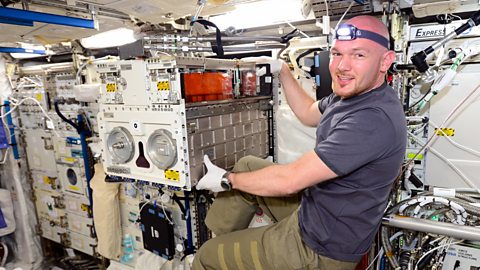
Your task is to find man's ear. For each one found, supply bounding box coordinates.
[380,50,396,72]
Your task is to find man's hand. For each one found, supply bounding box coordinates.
[241,57,284,75]
[196,155,227,192]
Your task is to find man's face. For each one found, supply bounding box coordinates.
[329,37,387,99]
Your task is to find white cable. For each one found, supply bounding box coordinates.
[6,74,14,90]
[155,51,172,57]
[414,239,463,270]
[138,201,150,217]
[450,14,462,21]
[411,196,467,225]
[366,249,382,270]
[412,123,427,135]
[324,0,329,16]
[8,96,18,105]
[285,21,310,38]
[189,1,206,36]
[0,97,60,137]
[160,200,174,225]
[23,76,42,87]
[405,83,480,172]
[429,147,480,194]
[407,131,480,193]
[375,248,384,270]
[371,231,404,270]
[0,148,9,165]
[92,55,115,62]
[440,83,480,128]
[137,188,174,225]
[76,61,90,84]
[428,236,446,245]
[429,120,480,158]
[335,0,355,30]
[1,111,11,143]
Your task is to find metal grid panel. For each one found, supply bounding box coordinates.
[186,97,271,185]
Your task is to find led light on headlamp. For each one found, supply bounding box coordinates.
[335,24,389,49]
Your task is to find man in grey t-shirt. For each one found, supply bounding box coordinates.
[193,15,407,269]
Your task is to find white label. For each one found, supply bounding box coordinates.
[46,119,55,129]
[66,248,76,257]
[433,187,456,197]
[409,20,480,41]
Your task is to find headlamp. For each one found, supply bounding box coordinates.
[335,24,390,49]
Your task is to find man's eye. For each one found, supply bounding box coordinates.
[331,52,341,57]
[355,53,365,58]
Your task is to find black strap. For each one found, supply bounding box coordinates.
[192,19,224,56]
[281,28,299,43]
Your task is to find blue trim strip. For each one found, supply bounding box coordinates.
[0,47,45,54]
[4,101,19,159]
[314,53,321,87]
[184,191,194,250]
[77,114,94,227]
[0,18,33,26]
[0,7,95,29]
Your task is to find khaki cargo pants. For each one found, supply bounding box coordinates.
[192,156,358,270]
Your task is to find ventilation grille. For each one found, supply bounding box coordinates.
[311,0,372,19]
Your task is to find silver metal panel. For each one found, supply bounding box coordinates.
[66,214,94,238]
[69,231,97,256]
[23,130,58,173]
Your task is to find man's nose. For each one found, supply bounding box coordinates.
[337,56,352,71]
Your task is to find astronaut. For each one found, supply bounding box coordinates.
[193,15,407,270]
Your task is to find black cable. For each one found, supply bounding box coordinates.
[408,89,432,112]
[295,48,323,68]
[172,194,186,216]
[54,99,80,132]
[276,41,290,59]
[294,48,325,78]
[281,28,299,43]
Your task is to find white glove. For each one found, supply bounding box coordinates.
[196,155,227,193]
[241,56,283,75]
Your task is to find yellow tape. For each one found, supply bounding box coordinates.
[234,242,246,270]
[165,170,180,181]
[63,157,75,163]
[250,241,263,270]
[157,81,170,91]
[407,153,424,160]
[81,204,89,212]
[217,244,229,270]
[106,83,117,93]
[435,128,455,136]
[43,176,54,184]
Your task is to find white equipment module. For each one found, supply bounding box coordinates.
[97,57,273,189]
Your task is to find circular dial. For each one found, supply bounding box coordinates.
[107,127,135,164]
[147,129,177,170]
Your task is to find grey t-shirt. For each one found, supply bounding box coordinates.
[298,83,407,262]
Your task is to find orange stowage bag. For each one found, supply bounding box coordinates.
[183,72,233,102]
